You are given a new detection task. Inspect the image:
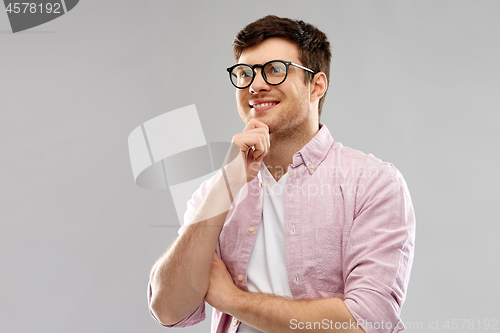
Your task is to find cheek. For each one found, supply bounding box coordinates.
[235,91,246,106]
[237,109,249,125]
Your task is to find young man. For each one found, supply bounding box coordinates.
[148,16,415,333]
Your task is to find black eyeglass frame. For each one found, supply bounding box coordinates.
[226,60,316,89]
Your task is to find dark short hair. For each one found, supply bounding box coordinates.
[233,15,331,118]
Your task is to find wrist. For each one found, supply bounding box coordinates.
[223,286,246,317]
[222,165,247,195]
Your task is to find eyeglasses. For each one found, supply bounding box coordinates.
[227,60,316,89]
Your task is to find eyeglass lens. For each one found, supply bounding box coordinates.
[230,61,287,88]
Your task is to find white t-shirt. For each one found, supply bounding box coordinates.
[237,164,292,333]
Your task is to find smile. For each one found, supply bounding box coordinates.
[252,102,278,108]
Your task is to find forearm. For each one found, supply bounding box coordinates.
[149,221,222,324]
[149,171,242,325]
[226,290,364,333]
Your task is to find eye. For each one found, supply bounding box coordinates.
[265,62,287,77]
[242,71,252,78]
[272,66,285,73]
[234,66,253,78]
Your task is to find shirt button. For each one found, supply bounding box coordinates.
[259,182,262,187]
[233,319,239,326]
[237,275,243,281]
[309,163,315,169]
[248,226,255,233]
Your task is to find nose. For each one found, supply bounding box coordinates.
[249,68,271,94]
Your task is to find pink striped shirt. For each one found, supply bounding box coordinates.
[149,123,415,333]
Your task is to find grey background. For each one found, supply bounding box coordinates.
[1,0,499,332]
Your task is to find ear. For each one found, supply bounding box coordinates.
[309,72,328,104]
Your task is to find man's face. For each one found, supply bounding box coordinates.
[235,38,315,138]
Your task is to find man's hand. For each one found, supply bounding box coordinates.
[204,253,365,332]
[227,119,270,184]
[204,254,365,333]
[205,253,241,313]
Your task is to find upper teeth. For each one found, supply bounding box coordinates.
[253,102,277,108]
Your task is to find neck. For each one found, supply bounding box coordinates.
[263,122,320,182]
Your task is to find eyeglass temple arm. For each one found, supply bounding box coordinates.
[290,62,316,74]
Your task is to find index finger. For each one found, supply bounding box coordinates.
[244,119,269,133]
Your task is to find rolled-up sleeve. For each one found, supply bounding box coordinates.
[343,163,415,333]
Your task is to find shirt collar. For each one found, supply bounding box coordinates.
[291,123,334,175]
[256,123,334,183]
